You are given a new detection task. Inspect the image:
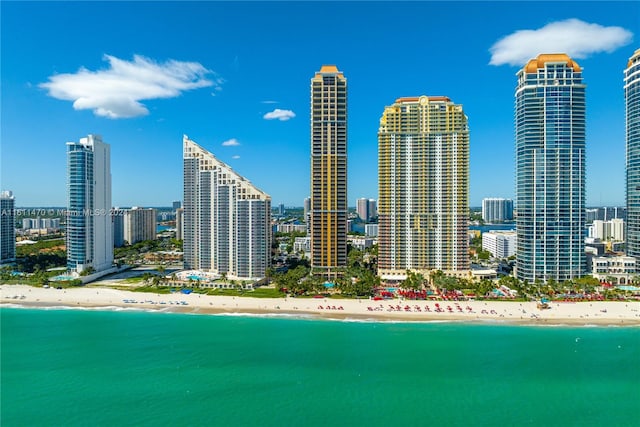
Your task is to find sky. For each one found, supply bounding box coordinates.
[1,1,638,208]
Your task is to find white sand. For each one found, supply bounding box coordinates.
[2,284,639,325]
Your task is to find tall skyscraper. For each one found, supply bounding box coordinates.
[66,135,113,273]
[113,211,125,248]
[515,54,586,283]
[368,199,377,221]
[625,49,640,260]
[356,198,369,222]
[123,207,157,245]
[482,198,514,223]
[310,65,347,275]
[378,96,469,279]
[0,191,16,264]
[183,135,271,279]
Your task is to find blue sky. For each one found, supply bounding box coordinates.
[1,1,638,208]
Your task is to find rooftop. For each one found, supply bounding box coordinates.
[524,53,581,73]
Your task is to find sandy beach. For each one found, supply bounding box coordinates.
[2,284,639,325]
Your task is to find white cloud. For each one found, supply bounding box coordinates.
[263,108,296,121]
[261,100,278,104]
[39,54,219,118]
[222,138,240,147]
[489,19,633,66]
[232,155,241,159]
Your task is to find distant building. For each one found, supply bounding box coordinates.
[303,197,311,219]
[589,219,625,241]
[481,198,513,223]
[172,201,182,210]
[293,236,311,254]
[123,207,157,245]
[176,207,184,241]
[276,224,307,233]
[364,224,379,237]
[0,191,16,264]
[482,231,516,259]
[348,236,375,251]
[586,207,627,223]
[368,199,377,220]
[66,135,113,273]
[22,217,60,230]
[356,198,369,221]
[113,211,124,248]
[278,203,285,216]
[183,135,271,279]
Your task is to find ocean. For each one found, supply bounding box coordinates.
[1,308,638,426]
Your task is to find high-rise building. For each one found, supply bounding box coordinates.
[515,54,586,283]
[481,198,514,223]
[123,207,156,245]
[378,96,469,279]
[356,198,369,222]
[303,197,311,219]
[310,65,348,274]
[172,201,182,210]
[0,191,16,264]
[113,210,124,248]
[176,207,184,241]
[183,135,271,279]
[368,199,377,221]
[66,135,113,273]
[626,49,640,259]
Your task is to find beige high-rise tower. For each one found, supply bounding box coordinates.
[310,65,347,275]
[378,96,469,280]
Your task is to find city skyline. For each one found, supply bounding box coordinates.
[2,2,638,207]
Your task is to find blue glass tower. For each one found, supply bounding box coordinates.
[515,54,586,283]
[66,135,113,273]
[625,49,640,260]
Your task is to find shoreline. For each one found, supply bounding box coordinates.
[2,284,640,326]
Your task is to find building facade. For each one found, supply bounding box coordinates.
[0,191,16,264]
[176,207,184,241]
[481,198,513,223]
[482,231,516,259]
[589,219,625,241]
[22,218,61,230]
[183,135,271,279]
[356,198,369,222]
[590,256,636,285]
[310,65,348,274]
[378,96,469,279]
[113,211,125,248]
[626,49,640,260]
[515,54,586,283]
[123,207,157,245]
[66,135,113,273]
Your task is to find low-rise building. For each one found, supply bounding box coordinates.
[590,256,636,284]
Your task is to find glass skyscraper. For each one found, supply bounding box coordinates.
[183,135,271,279]
[0,191,16,264]
[515,54,586,283]
[378,96,469,279]
[66,135,113,273]
[625,49,640,260]
[310,65,348,275]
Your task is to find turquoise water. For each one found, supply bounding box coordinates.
[2,308,638,426]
